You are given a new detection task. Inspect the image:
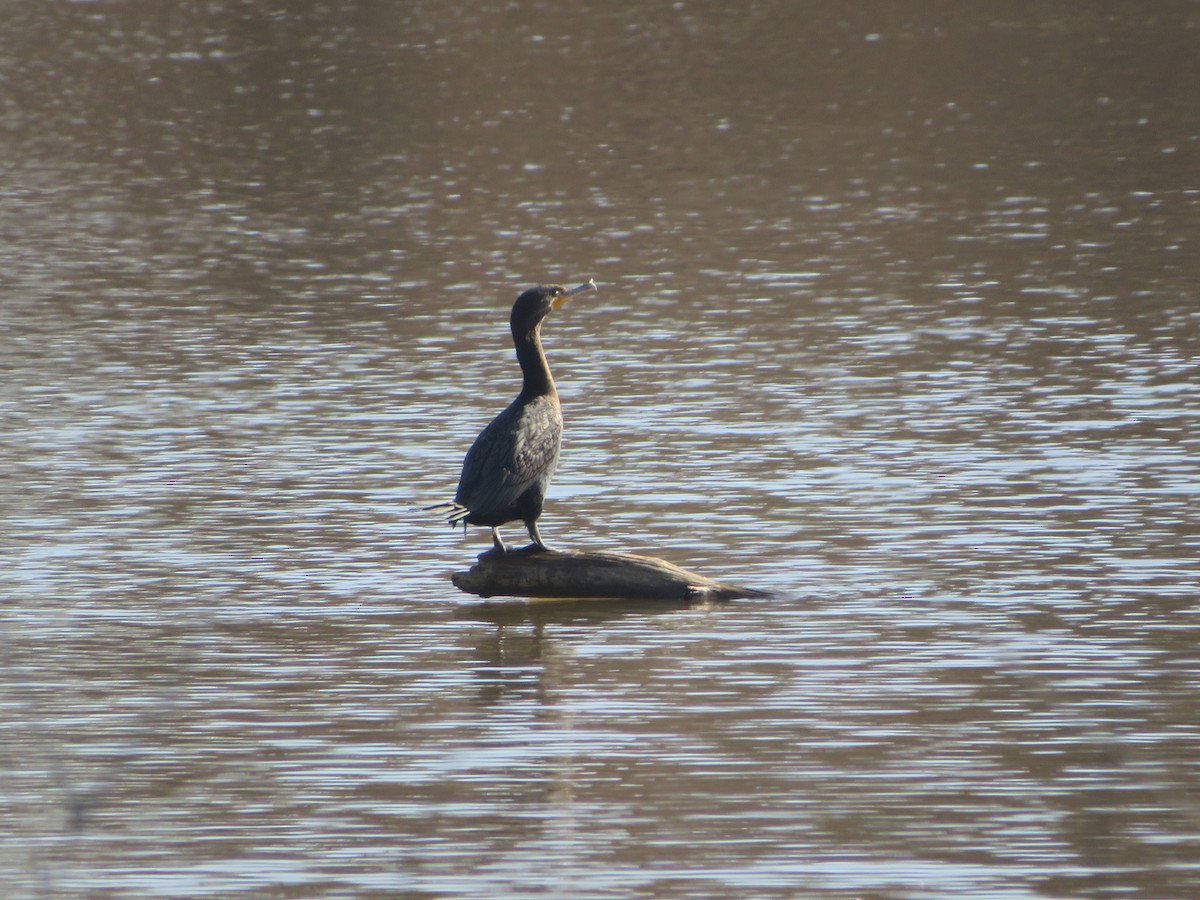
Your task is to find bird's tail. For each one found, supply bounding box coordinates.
[423,501,471,530]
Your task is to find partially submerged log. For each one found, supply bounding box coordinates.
[452,548,769,602]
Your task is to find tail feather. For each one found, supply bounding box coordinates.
[424,501,471,529]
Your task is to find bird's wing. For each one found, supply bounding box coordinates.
[454,400,561,518]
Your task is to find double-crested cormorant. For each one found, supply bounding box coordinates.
[430,280,597,552]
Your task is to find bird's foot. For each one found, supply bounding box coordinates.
[489,527,508,553]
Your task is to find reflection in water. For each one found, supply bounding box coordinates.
[2,2,1199,897]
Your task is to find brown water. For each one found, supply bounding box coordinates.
[3,3,1199,898]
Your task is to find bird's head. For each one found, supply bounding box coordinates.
[510,280,597,334]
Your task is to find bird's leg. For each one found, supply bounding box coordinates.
[490,527,507,553]
[526,521,549,552]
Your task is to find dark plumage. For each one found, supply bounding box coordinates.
[430,280,596,552]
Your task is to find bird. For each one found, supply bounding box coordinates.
[428,280,597,552]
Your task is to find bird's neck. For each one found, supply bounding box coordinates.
[513,324,557,400]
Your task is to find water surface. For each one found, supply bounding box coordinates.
[2,3,1198,897]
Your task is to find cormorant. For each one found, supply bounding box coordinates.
[429,280,596,552]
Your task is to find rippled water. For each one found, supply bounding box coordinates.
[3,3,1199,898]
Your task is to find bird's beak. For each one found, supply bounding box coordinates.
[552,278,597,309]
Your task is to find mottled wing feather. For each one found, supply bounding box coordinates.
[454,397,562,521]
